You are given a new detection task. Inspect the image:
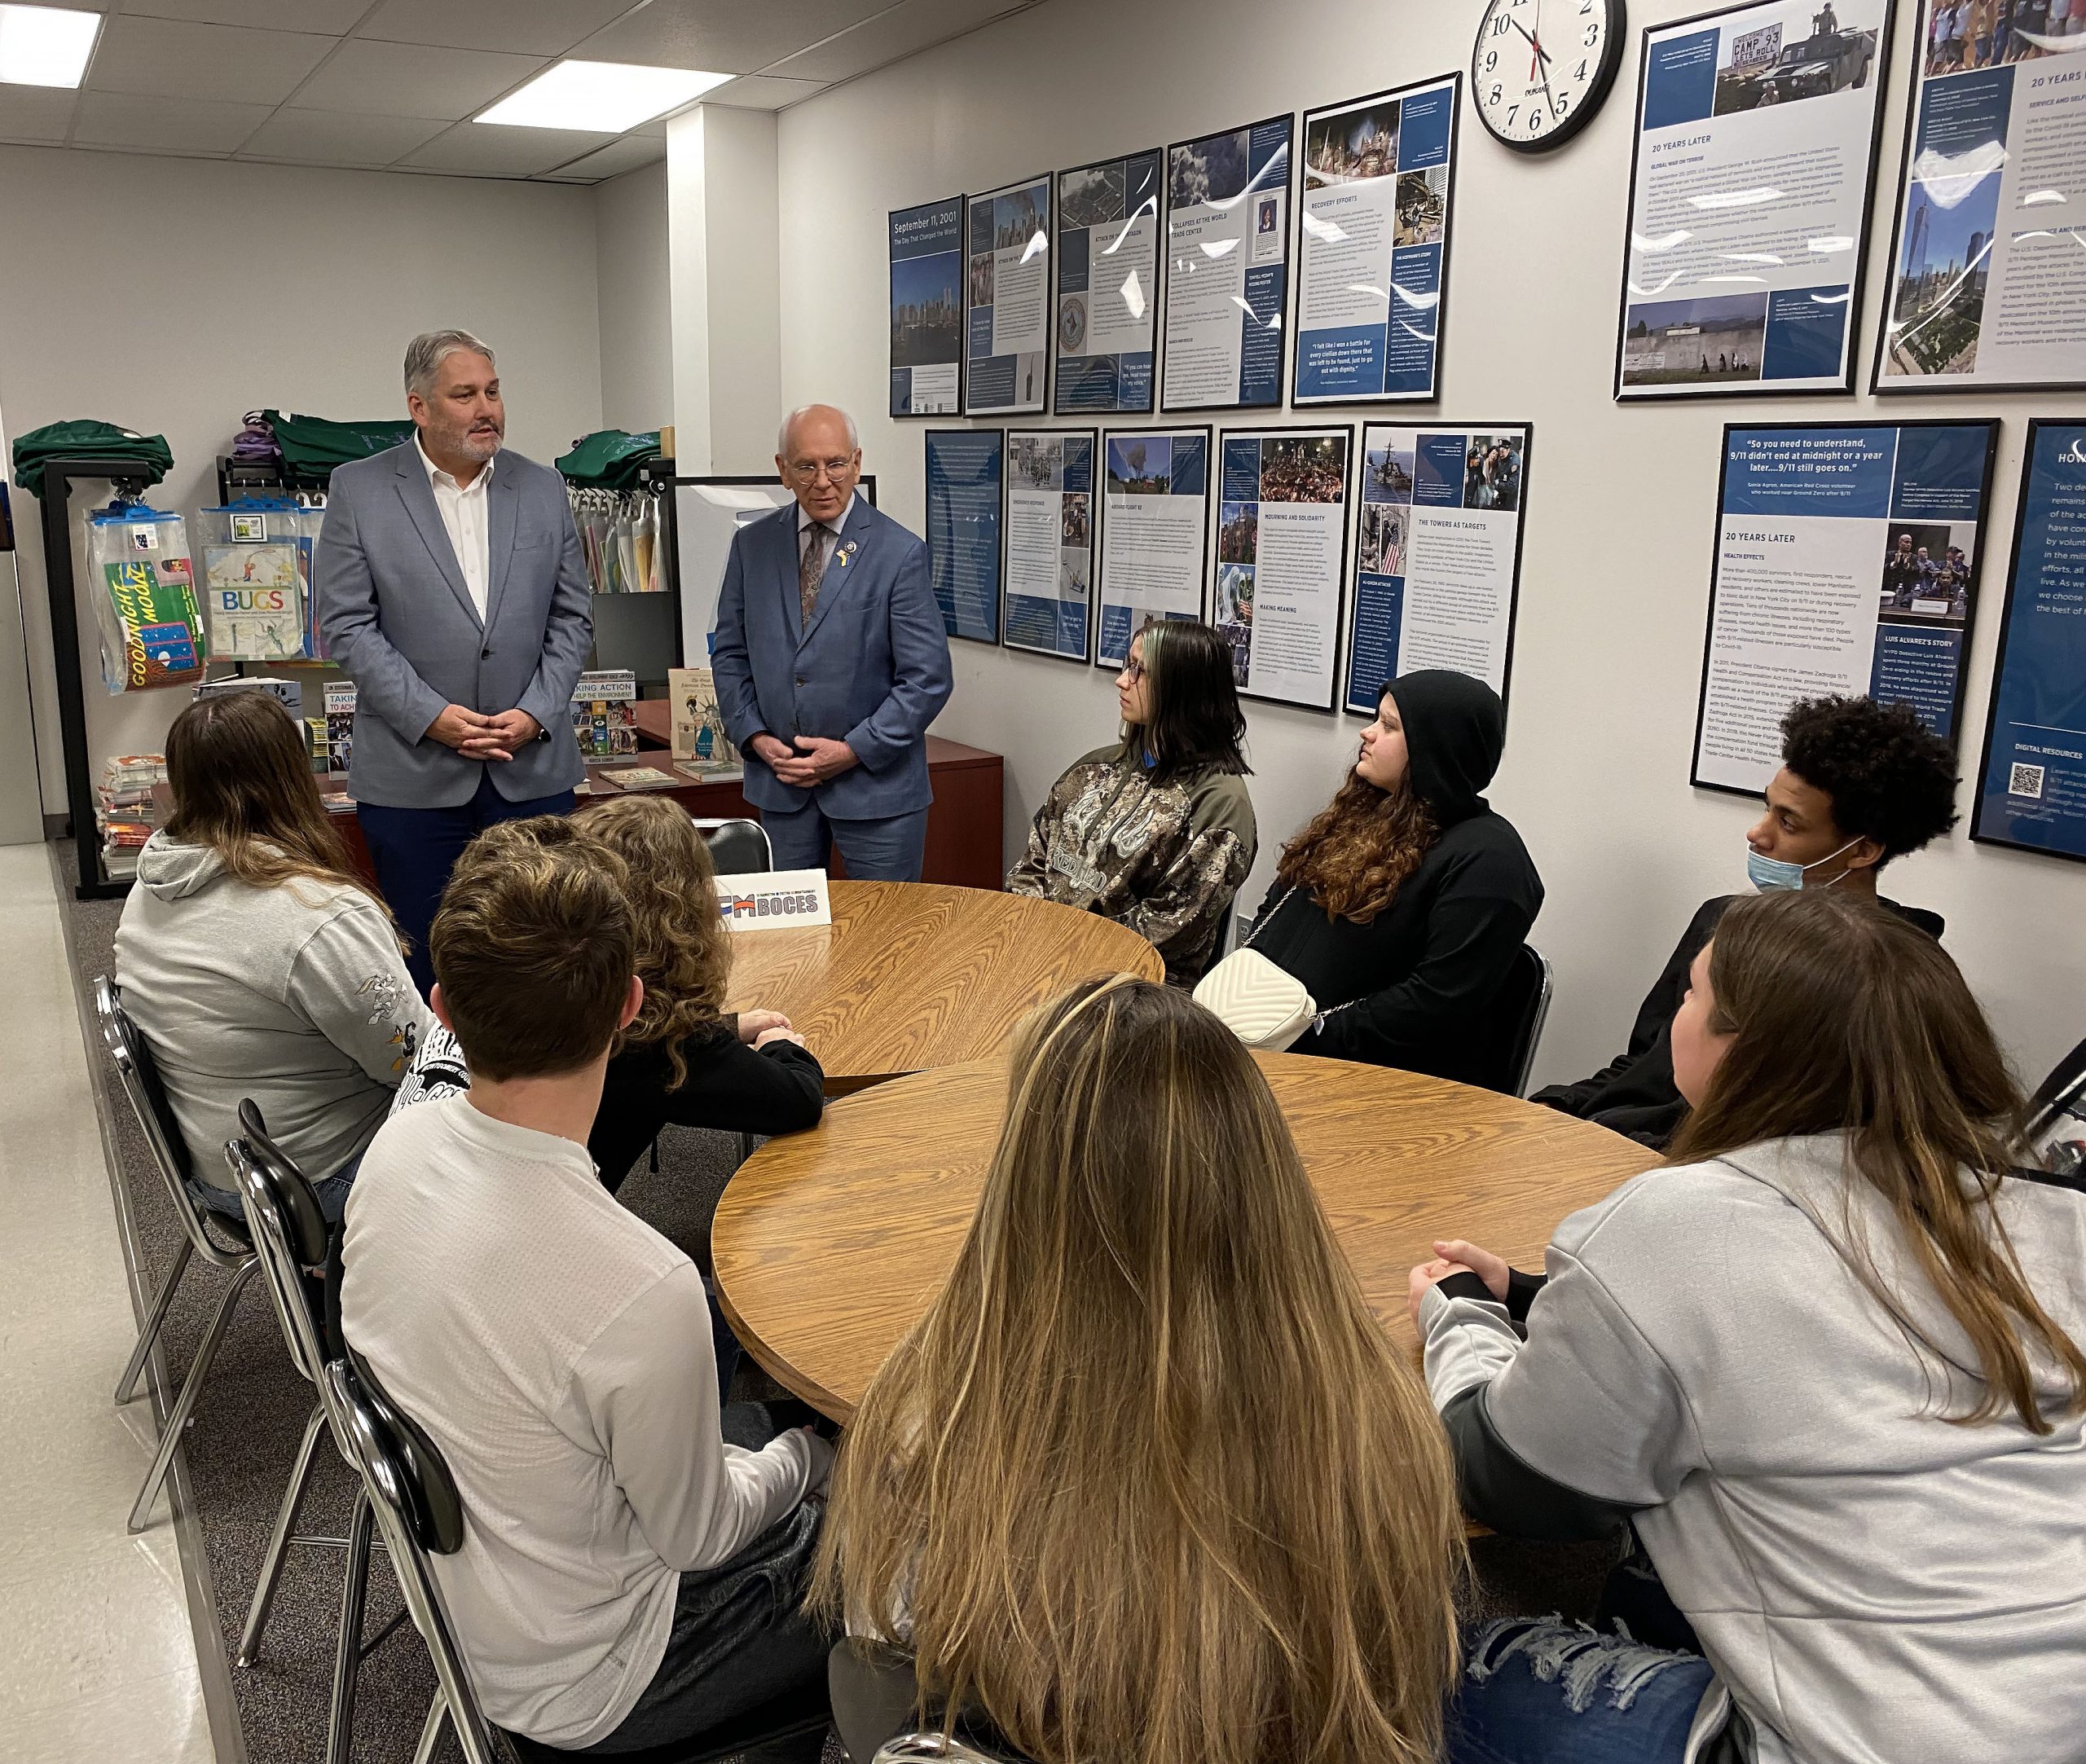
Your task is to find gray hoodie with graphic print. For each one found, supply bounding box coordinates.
[114,832,433,1195]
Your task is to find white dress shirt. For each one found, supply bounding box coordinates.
[796,500,845,585]
[417,435,494,622]
[340,1095,827,1747]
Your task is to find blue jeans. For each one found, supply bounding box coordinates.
[357,769,578,996]
[189,1145,362,1227]
[1445,1620,1716,1764]
[760,800,929,882]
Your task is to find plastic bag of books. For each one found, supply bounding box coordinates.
[87,504,205,693]
[195,499,306,662]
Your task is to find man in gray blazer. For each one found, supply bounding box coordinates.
[712,404,953,879]
[318,328,592,992]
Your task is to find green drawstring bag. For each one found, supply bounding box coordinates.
[261,411,416,486]
[11,420,174,495]
[557,429,663,490]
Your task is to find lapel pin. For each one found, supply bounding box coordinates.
[837,540,858,568]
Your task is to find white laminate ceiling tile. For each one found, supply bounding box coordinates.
[402,120,617,176]
[535,132,665,182]
[571,0,891,76]
[698,73,827,111]
[764,0,1035,81]
[236,106,450,165]
[72,88,271,152]
[290,38,548,121]
[85,13,336,104]
[356,0,636,59]
[0,84,76,142]
[118,0,372,32]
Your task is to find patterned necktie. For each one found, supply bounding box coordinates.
[799,524,827,630]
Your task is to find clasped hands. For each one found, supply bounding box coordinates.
[428,704,540,761]
[1405,1237,1511,1323]
[750,732,857,788]
[735,1009,806,1052]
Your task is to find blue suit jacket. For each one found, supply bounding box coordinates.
[315,442,591,809]
[711,497,953,818]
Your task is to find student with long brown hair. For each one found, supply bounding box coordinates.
[816,976,1465,1764]
[573,795,823,1193]
[1251,670,1541,1085]
[115,688,430,1221]
[1411,888,2086,1764]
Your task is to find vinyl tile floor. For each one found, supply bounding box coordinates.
[0,842,215,1764]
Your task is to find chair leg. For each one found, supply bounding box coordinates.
[115,1238,193,1405]
[413,1689,447,1764]
[237,1401,329,1667]
[127,1259,258,1533]
[327,1489,373,1764]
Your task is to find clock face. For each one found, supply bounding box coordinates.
[1472,0,1626,153]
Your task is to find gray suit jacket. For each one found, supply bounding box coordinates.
[711,498,953,818]
[316,442,591,809]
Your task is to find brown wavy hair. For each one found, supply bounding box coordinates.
[1669,888,2086,1433]
[1274,768,1440,924]
[813,977,1465,1764]
[164,689,389,922]
[572,795,733,1087]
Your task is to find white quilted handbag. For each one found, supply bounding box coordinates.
[1193,944,1317,1052]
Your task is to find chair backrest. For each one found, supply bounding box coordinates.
[327,1353,499,1764]
[225,1102,332,1388]
[692,816,773,876]
[95,975,248,1263]
[2027,1035,2086,1143]
[873,1735,1015,1764]
[1470,945,1553,1098]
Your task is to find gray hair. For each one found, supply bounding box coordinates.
[777,404,860,459]
[404,328,495,398]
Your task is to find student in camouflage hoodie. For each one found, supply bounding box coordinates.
[1007,619,1254,984]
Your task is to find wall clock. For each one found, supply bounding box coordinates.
[1472,0,1626,152]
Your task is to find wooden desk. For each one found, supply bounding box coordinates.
[724,881,1163,1093]
[713,1054,1659,1421]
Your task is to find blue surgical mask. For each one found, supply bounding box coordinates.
[1747,836,1859,893]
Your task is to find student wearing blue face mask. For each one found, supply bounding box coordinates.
[1534,694,1956,1147]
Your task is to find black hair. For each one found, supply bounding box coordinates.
[1779,694,1958,866]
[1129,619,1250,785]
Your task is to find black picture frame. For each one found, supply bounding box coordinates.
[1613,0,1896,405]
[924,428,1006,648]
[1051,149,1163,418]
[888,194,967,420]
[1209,422,1355,715]
[1340,419,1535,717]
[1292,72,1463,409]
[1158,113,1296,416]
[1689,416,2001,798]
[1094,423,1216,671]
[962,176,1054,419]
[1000,426,1100,666]
[1968,417,2086,865]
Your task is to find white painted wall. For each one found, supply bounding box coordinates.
[595,161,673,435]
[770,0,2086,1089]
[0,145,605,816]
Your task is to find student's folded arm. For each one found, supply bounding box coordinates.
[659,1036,825,1137]
[580,1264,821,1573]
[284,906,436,1087]
[1419,1236,1701,1541]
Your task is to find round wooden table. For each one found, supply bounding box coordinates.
[713,1054,1661,1421]
[721,882,1163,1092]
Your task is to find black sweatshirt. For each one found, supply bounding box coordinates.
[588,1023,825,1194]
[1253,670,1543,1088]
[1532,891,1944,1148]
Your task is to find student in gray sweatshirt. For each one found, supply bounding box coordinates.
[1412,888,2086,1764]
[114,690,430,1223]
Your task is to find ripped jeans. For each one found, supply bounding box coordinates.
[1445,1617,1716,1764]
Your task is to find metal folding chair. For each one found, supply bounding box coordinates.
[95,975,260,1533]
[692,816,773,877]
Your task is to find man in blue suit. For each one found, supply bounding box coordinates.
[318,328,592,992]
[712,404,953,879]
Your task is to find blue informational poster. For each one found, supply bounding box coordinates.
[965,178,1052,416]
[1877,2,2086,394]
[1295,75,1459,405]
[1344,421,1530,714]
[925,429,1005,646]
[889,197,965,417]
[1618,0,1892,400]
[1693,420,1999,795]
[1054,152,1160,416]
[1095,427,1211,668]
[1212,427,1350,710]
[1002,429,1096,662]
[1160,116,1293,411]
[1973,420,2086,862]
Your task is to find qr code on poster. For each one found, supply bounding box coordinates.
[2009,763,2045,799]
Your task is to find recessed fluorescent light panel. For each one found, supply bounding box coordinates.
[477,60,728,133]
[0,4,100,89]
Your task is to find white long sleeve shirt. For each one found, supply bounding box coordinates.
[341,1094,826,1748]
[417,435,493,621]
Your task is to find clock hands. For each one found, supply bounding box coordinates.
[1507,11,1560,122]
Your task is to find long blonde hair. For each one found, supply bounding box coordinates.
[571,795,733,1086]
[1669,888,2086,1432]
[812,978,1464,1764]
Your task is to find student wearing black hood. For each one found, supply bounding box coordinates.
[1248,671,1541,1084]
